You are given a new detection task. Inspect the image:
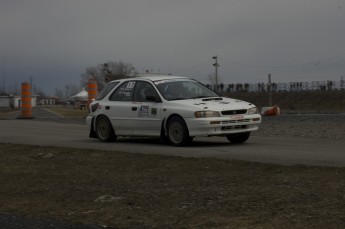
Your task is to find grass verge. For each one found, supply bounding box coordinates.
[1,143,345,228]
[45,106,89,117]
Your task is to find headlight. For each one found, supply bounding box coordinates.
[194,111,220,118]
[247,107,258,115]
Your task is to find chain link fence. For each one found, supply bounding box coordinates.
[219,79,345,93]
[217,79,345,113]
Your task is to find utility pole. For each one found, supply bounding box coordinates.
[212,56,220,92]
[65,85,69,98]
[268,74,272,106]
[30,76,33,95]
[2,54,5,92]
[103,63,111,83]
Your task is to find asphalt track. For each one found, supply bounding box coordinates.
[1,112,345,167]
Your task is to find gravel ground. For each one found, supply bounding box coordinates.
[254,114,345,140]
[1,111,345,228]
[0,214,102,229]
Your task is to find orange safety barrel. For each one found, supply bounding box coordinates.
[19,82,34,119]
[87,79,98,106]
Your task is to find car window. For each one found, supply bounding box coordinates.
[133,81,158,102]
[109,81,136,101]
[96,81,120,100]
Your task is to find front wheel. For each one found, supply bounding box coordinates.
[167,117,191,146]
[226,132,250,144]
[95,116,116,142]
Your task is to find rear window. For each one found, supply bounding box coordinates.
[108,81,136,101]
[96,82,120,100]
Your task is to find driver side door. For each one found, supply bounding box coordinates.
[107,80,162,136]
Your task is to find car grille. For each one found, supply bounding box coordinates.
[221,125,247,130]
[221,109,247,115]
[222,119,251,124]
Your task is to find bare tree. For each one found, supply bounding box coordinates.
[81,61,137,90]
[105,61,137,82]
[65,83,79,97]
[35,86,47,98]
[54,83,80,98]
[54,87,64,98]
[219,83,224,93]
[208,73,215,89]
[80,66,104,90]
[207,73,224,93]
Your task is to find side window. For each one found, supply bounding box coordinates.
[109,81,136,101]
[96,82,119,100]
[133,81,158,102]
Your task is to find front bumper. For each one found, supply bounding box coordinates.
[185,114,261,137]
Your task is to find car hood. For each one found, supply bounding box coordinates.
[169,97,255,111]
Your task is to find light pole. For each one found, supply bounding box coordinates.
[212,56,220,92]
[103,63,111,83]
[268,74,272,106]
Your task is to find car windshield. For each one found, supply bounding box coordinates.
[154,79,218,101]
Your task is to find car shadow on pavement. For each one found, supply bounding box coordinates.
[113,137,235,147]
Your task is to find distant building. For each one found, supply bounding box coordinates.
[0,93,37,108]
[70,88,88,101]
[38,97,57,105]
[70,88,88,110]
[0,92,13,108]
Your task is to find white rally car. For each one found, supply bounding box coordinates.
[86,75,261,146]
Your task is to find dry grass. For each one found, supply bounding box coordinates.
[45,106,89,117]
[1,143,345,228]
[227,90,345,113]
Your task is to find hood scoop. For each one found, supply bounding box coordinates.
[202,97,223,101]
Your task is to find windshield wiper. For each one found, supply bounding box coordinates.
[202,97,223,101]
[171,97,187,100]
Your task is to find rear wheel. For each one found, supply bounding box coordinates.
[226,132,250,144]
[167,116,191,146]
[96,116,116,142]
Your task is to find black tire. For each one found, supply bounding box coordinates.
[95,116,116,142]
[167,116,191,146]
[226,132,250,144]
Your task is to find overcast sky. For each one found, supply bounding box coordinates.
[1,0,345,95]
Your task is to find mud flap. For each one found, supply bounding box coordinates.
[89,120,97,139]
[89,128,97,138]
